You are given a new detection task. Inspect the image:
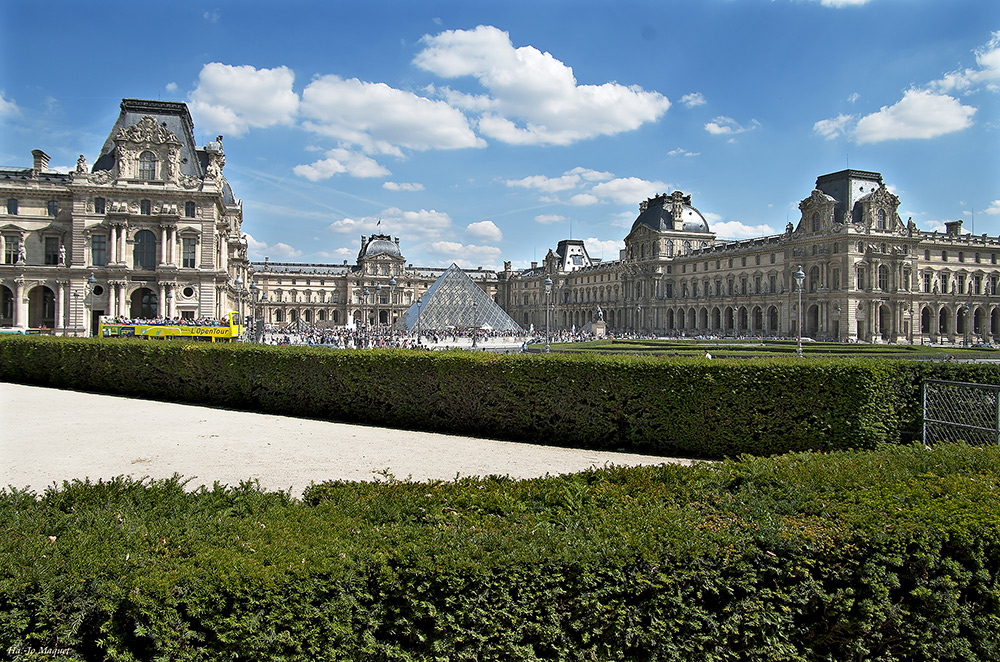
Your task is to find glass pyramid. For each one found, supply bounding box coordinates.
[395,264,523,333]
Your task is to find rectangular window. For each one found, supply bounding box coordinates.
[140,199,151,215]
[47,201,58,217]
[4,236,19,264]
[6,199,17,215]
[769,275,777,292]
[923,274,931,293]
[44,237,60,265]
[182,238,197,268]
[94,197,106,214]
[185,201,196,218]
[92,234,107,266]
[857,268,865,290]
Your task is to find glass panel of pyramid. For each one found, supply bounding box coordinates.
[395,263,523,333]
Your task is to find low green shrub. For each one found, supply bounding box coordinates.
[2,444,999,660]
[3,336,999,458]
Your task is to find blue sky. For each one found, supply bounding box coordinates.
[1,0,997,270]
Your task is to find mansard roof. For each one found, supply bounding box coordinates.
[92,99,203,179]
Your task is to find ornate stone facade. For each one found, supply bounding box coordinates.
[498,169,1000,344]
[0,99,248,334]
[249,234,499,329]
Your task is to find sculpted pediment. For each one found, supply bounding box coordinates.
[117,116,181,146]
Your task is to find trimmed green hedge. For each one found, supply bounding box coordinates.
[2,444,999,660]
[3,336,1000,457]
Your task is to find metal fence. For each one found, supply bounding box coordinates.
[923,379,1000,445]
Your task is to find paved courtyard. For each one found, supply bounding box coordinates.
[2,382,693,497]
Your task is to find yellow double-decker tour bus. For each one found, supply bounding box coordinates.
[99,311,243,342]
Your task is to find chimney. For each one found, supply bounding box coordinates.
[31,150,50,176]
[531,261,538,269]
[945,220,963,237]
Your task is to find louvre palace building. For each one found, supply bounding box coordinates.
[3,98,999,345]
[0,99,249,334]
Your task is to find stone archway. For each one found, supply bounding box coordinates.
[129,287,157,319]
[27,285,56,329]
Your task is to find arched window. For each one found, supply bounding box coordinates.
[811,211,820,232]
[133,230,157,269]
[139,151,157,180]
[877,209,887,230]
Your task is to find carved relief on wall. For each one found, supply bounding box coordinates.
[118,116,181,145]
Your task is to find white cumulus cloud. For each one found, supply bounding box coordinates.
[0,91,20,117]
[428,241,502,269]
[245,233,302,261]
[584,238,625,260]
[466,220,502,242]
[705,116,760,138]
[590,177,668,205]
[534,214,567,225]
[853,89,976,144]
[712,221,779,240]
[929,31,1000,94]
[813,113,855,140]
[188,63,299,137]
[983,200,1000,215]
[680,92,706,108]
[383,181,425,192]
[300,75,483,154]
[294,148,391,181]
[415,25,670,146]
[328,207,453,241]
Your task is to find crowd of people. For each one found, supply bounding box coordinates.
[258,325,531,350]
[101,316,232,327]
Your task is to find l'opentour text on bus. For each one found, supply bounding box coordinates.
[98,311,243,342]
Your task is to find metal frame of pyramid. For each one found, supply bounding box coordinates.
[394,264,524,333]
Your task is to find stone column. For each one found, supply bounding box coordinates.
[108,282,116,321]
[14,278,27,327]
[55,280,66,334]
[158,283,167,317]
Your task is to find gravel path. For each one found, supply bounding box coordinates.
[2,382,693,497]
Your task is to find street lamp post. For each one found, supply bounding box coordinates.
[793,265,805,357]
[234,276,243,339]
[362,288,370,346]
[165,290,173,321]
[86,273,96,336]
[249,282,258,342]
[375,283,382,329]
[544,276,552,353]
[416,296,422,340]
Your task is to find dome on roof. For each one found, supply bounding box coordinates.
[364,235,401,258]
[631,194,710,234]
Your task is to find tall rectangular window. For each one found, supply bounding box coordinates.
[47,201,58,217]
[4,237,20,264]
[44,237,60,265]
[182,238,196,268]
[924,274,931,293]
[92,234,107,266]
[5,199,17,215]
[94,197,106,214]
[185,201,196,218]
